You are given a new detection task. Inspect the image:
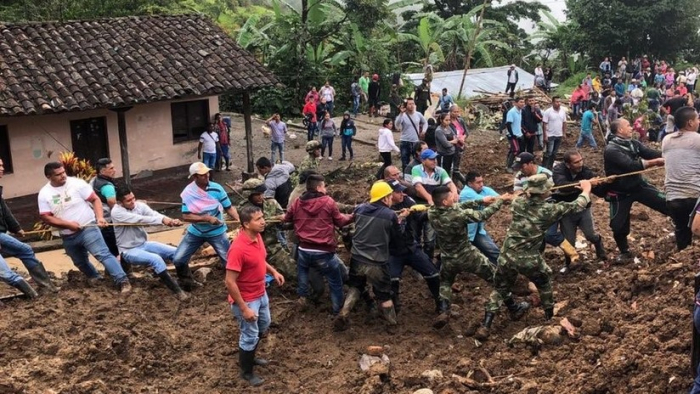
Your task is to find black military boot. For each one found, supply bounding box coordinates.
[175,264,201,292]
[27,262,59,293]
[239,348,264,386]
[433,298,451,329]
[13,279,38,299]
[505,298,530,321]
[120,254,135,280]
[390,281,401,314]
[593,236,607,261]
[425,277,442,312]
[544,307,554,321]
[157,271,190,301]
[474,312,495,340]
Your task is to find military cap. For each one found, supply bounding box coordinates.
[524,173,553,195]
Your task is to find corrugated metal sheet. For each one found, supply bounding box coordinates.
[406,66,536,99]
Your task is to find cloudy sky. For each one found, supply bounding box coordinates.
[506,0,567,31]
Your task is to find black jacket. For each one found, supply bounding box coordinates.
[552,163,605,201]
[521,105,542,135]
[351,202,401,264]
[390,197,427,255]
[604,137,661,193]
[0,186,21,234]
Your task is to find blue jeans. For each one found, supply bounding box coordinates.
[0,232,40,271]
[173,231,230,268]
[576,132,597,149]
[202,152,216,170]
[472,233,500,265]
[388,248,439,279]
[121,241,176,274]
[321,136,334,157]
[400,141,415,170]
[545,136,562,168]
[545,222,564,247]
[307,123,316,141]
[230,292,271,351]
[219,144,230,168]
[297,250,345,314]
[341,135,353,159]
[326,100,334,116]
[62,226,127,284]
[352,95,360,116]
[0,255,23,285]
[270,141,285,163]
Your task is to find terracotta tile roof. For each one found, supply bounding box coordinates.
[0,14,278,116]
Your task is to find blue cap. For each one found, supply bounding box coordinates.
[420,149,438,161]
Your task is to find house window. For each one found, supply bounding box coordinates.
[0,126,13,174]
[171,100,210,143]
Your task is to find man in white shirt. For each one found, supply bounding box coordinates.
[198,122,220,176]
[38,162,131,292]
[112,184,189,300]
[542,96,568,169]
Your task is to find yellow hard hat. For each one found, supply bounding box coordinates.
[369,181,393,203]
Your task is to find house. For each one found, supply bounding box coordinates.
[0,14,277,198]
[406,66,542,99]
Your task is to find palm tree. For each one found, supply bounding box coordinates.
[441,12,510,70]
[398,14,446,72]
[531,10,574,64]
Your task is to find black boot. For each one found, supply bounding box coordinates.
[157,271,190,301]
[239,348,264,386]
[474,312,495,340]
[27,263,59,293]
[433,298,450,329]
[593,236,607,260]
[390,281,401,314]
[544,307,554,321]
[175,264,201,292]
[13,279,38,299]
[120,255,135,280]
[505,298,530,321]
[425,276,441,312]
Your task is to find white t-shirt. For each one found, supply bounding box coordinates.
[38,177,97,236]
[199,131,219,154]
[542,107,567,137]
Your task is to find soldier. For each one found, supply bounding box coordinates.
[238,178,296,282]
[513,152,580,266]
[291,140,321,189]
[487,174,592,336]
[428,185,520,330]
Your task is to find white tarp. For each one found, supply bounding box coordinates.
[406,66,538,99]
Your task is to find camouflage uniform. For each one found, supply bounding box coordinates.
[238,190,298,281]
[290,152,320,188]
[494,176,590,311]
[428,199,505,310]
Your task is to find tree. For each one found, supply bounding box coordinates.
[566,0,700,61]
[398,14,446,70]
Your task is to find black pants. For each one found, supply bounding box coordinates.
[506,136,524,169]
[608,184,669,253]
[437,153,454,176]
[523,134,536,154]
[505,82,517,96]
[100,225,120,257]
[667,198,696,250]
[376,152,393,180]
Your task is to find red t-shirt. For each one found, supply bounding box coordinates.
[226,231,267,303]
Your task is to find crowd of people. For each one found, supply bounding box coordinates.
[4,66,700,389]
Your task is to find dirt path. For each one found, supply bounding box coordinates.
[0,118,696,393]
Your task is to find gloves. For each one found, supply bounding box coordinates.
[410,204,428,212]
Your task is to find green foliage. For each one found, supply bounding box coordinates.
[554,71,589,97]
[566,0,700,62]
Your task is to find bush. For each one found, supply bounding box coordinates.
[554,71,589,97]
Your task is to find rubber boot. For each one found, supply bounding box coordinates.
[559,240,579,266]
[433,298,451,329]
[334,287,360,331]
[13,279,38,299]
[474,312,495,340]
[157,271,190,301]
[361,288,378,318]
[27,263,59,293]
[380,304,398,326]
[593,236,607,260]
[390,281,401,315]
[544,307,554,321]
[505,298,530,321]
[175,264,201,292]
[239,348,264,386]
[120,254,135,280]
[254,338,269,366]
[425,276,442,312]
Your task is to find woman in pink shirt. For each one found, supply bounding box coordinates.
[214,113,231,171]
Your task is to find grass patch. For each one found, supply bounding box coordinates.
[554,71,589,97]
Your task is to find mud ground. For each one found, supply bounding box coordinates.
[0,115,696,393]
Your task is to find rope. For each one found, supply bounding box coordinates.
[143,200,183,207]
[549,166,663,192]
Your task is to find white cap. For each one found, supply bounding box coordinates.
[188,162,211,178]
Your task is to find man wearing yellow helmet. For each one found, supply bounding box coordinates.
[334,181,402,331]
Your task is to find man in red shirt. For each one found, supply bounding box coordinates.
[225,205,284,386]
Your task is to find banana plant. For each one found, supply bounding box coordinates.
[397,14,446,69]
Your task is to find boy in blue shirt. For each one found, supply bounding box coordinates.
[577,104,599,150]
